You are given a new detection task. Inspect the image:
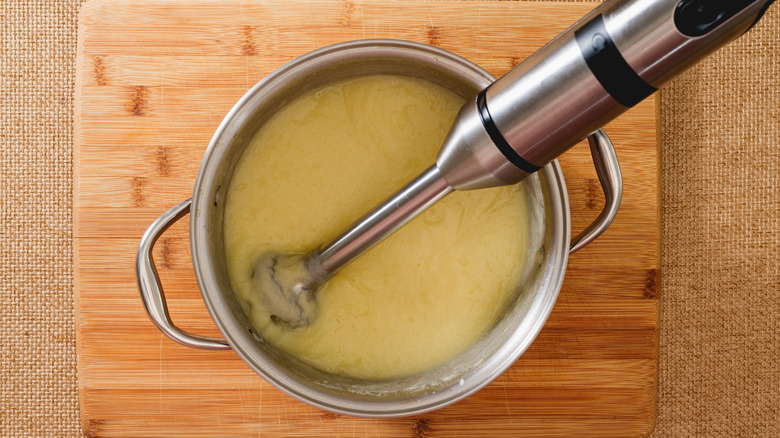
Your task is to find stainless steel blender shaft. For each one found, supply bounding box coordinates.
[306,166,452,283]
[304,0,775,284]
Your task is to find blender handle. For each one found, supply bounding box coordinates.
[136,198,231,350]
[487,0,775,167]
[436,0,775,191]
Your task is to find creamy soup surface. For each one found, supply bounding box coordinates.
[223,75,529,379]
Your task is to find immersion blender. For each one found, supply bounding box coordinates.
[254,0,776,326]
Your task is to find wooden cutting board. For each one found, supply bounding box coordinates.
[74,0,659,436]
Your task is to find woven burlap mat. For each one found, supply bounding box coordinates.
[1,0,777,436]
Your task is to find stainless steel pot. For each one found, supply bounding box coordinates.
[137,40,622,417]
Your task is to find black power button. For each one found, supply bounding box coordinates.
[674,0,758,37]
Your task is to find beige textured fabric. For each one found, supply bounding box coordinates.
[656,10,780,436]
[0,0,777,436]
[1,1,83,437]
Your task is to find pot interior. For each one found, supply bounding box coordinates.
[190,40,569,417]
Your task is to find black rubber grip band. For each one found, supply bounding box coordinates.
[476,90,541,174]
[575,14,657,108]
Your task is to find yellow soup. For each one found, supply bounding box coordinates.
[223,75,529,379]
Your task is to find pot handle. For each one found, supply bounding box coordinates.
[569,129,622,254]
[136,198,231,350]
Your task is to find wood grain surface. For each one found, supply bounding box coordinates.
[74,0,659,436]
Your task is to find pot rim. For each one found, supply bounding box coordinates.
[189,39,571,417]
